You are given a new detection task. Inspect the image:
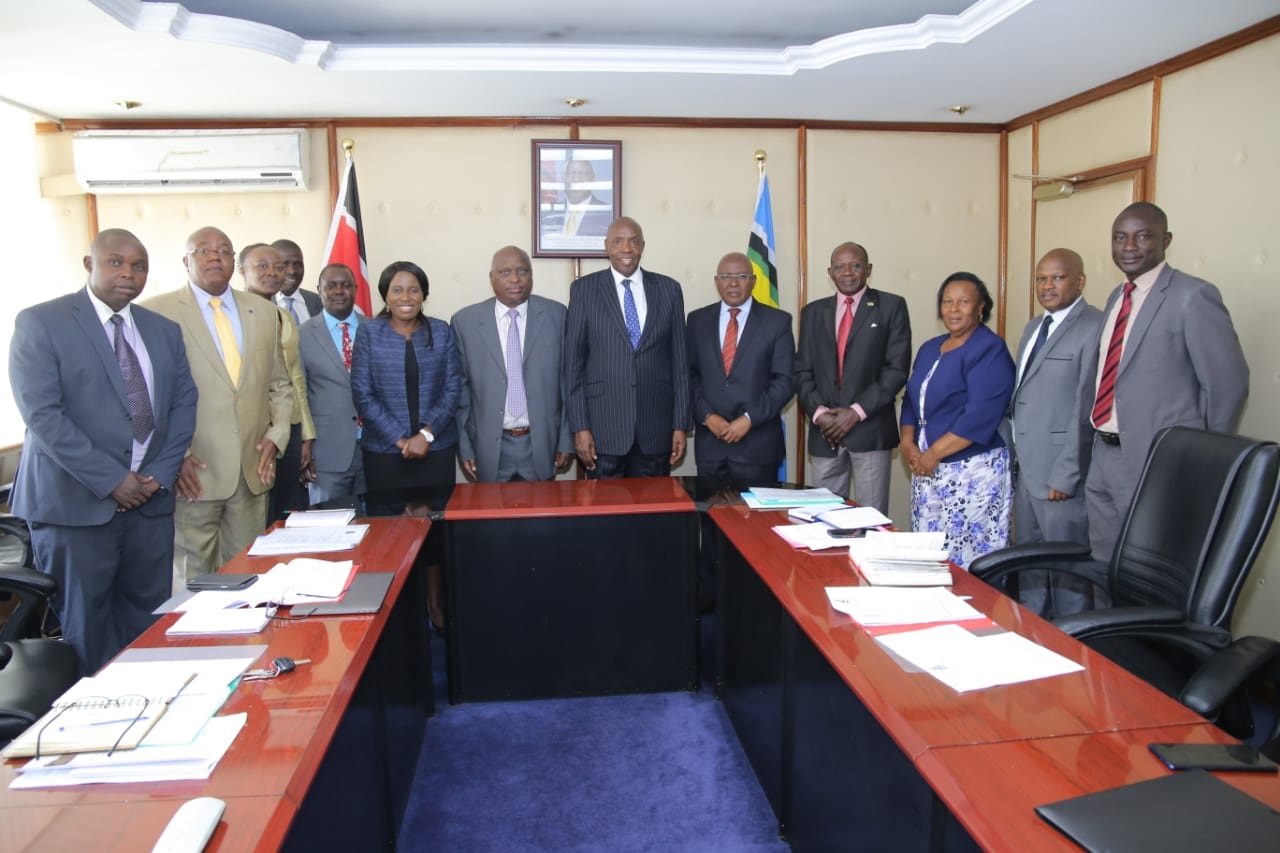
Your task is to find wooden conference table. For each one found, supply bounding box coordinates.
[710,504,1280,851]
[0,516,431,853]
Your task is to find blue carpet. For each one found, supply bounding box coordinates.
[399,619,789,851]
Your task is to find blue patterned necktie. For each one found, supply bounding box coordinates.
[505,308,527,419]
[622,279,641,349]
[110,314,154,442]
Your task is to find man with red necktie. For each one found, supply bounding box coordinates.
[795,241,911,514]
[1084,202,1248,560]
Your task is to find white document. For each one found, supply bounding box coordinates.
[165,607,272,637]
[875,623,1084,693]
[285,508,356,527]
[811,506,893,529]
[11,713,247,788]
[743,487,843,509]
[786,503,853,522]
[824,586,983,626]
[772,522,851,551]
[246,524,369,556]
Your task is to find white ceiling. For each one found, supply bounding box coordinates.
[1,0,1277,124]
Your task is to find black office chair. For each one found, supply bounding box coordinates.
[971,426,1280,698]
[0,516,80,745]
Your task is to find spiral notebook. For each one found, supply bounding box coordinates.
[2,665,197,759]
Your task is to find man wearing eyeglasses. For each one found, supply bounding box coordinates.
[451,246,571,482]
[687,252,795,483]
[239,242,316,522]
[794,242,911,513]
[145,226,292,589]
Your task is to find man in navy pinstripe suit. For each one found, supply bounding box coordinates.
[10,230,198,673]
[564,217,692,478]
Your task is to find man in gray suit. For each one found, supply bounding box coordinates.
[1006,249,1103,615]
[1086,202,1249,559]
[564,217,691,478]
[453,246,572,481]
[298,263,366,504]
[10,229,198,672]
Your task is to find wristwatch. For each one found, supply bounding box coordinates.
[419,428,435,443]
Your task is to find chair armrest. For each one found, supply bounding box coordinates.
[969,541,1092,581]
[0,566,56,600]
[1179,636,1280,719]
[0,642,11,670]
[1053,605,1185,640]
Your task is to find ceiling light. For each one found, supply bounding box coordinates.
[564,98,586,108]
[948,105,969,115]
[113,100,142,110]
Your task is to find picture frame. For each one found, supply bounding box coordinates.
[532,140,621,258]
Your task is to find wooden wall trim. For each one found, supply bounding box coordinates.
[1147,77,1162,200]
[326,123,339,212]
[795,125,809,486]
[996,131,1009,339]
[1005,14,1280,131]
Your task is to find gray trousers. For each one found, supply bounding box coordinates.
[807,448,891,515]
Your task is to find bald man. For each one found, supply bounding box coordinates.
[10,229,197,672]
[145,226,292,586]
[1004,249,1104,615]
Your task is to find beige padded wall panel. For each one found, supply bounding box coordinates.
[1006,126,1034,330]
[806,130,1000,522]
[1158,34,1280,639]
[1034,178,1137,295]
[1039,82,1153,177]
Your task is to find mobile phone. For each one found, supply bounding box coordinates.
[187,573,259,592]
[1148,742,1279,773]
[826,528,868,539]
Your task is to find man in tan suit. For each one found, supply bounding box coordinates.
[145,226,292,586]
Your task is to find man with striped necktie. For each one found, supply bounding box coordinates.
[1084,202,1248,560]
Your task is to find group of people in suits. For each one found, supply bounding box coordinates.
[8,200,1250,672]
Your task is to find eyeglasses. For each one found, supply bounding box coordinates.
[714,273,753,282]
[188,248,235,258]
[493,267,531,278]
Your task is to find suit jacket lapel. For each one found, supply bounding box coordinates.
[600,271,630,340]
[522,299,544,367]
[72,290,130,408]
[480,299,506,372]
[310,317,348,376]
[1119,267,1170,374]
[178,287,237,390]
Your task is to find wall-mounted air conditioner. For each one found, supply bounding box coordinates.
[72,129,310,194]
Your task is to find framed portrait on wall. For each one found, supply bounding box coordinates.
[532,140,621,258]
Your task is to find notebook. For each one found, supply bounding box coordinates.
[1035,769,1280,852]
[290,572,393,616]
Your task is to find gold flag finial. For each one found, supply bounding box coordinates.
[341,138,355,159]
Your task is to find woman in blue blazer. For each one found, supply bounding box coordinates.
[351,261,462,503]
[899,272,1015,568]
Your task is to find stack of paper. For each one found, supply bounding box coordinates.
[165,606,273,636]
[848,530,952,586]
[742,487,845,511]
[285,508,356,527]
[809,505,892,529]
[772,522,852,551]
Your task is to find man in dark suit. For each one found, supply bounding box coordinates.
[271,238,321,325]
[299,263,365,504]
[564,216,692,478]
[453,246,572,481]
[9,229,198,672]
[794,242,911,513]
[1085,202,1248,559]
[1006,248,1104,615]
[688,251,795,482]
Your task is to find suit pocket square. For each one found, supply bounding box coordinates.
[870,323,879,328]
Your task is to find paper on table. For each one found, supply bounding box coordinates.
[165,607,272,636]
[11,713,247,788]
[812,506,893,529]
[285,508,356,527]
[772,522,852,551]
[824,586,983,626]
[786,503,853,522]
[748,487,842,504]
[875,623,1084,693]
[246,524,368,556]
[140,654,258,746]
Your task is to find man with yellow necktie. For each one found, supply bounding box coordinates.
[145,226,292,589]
